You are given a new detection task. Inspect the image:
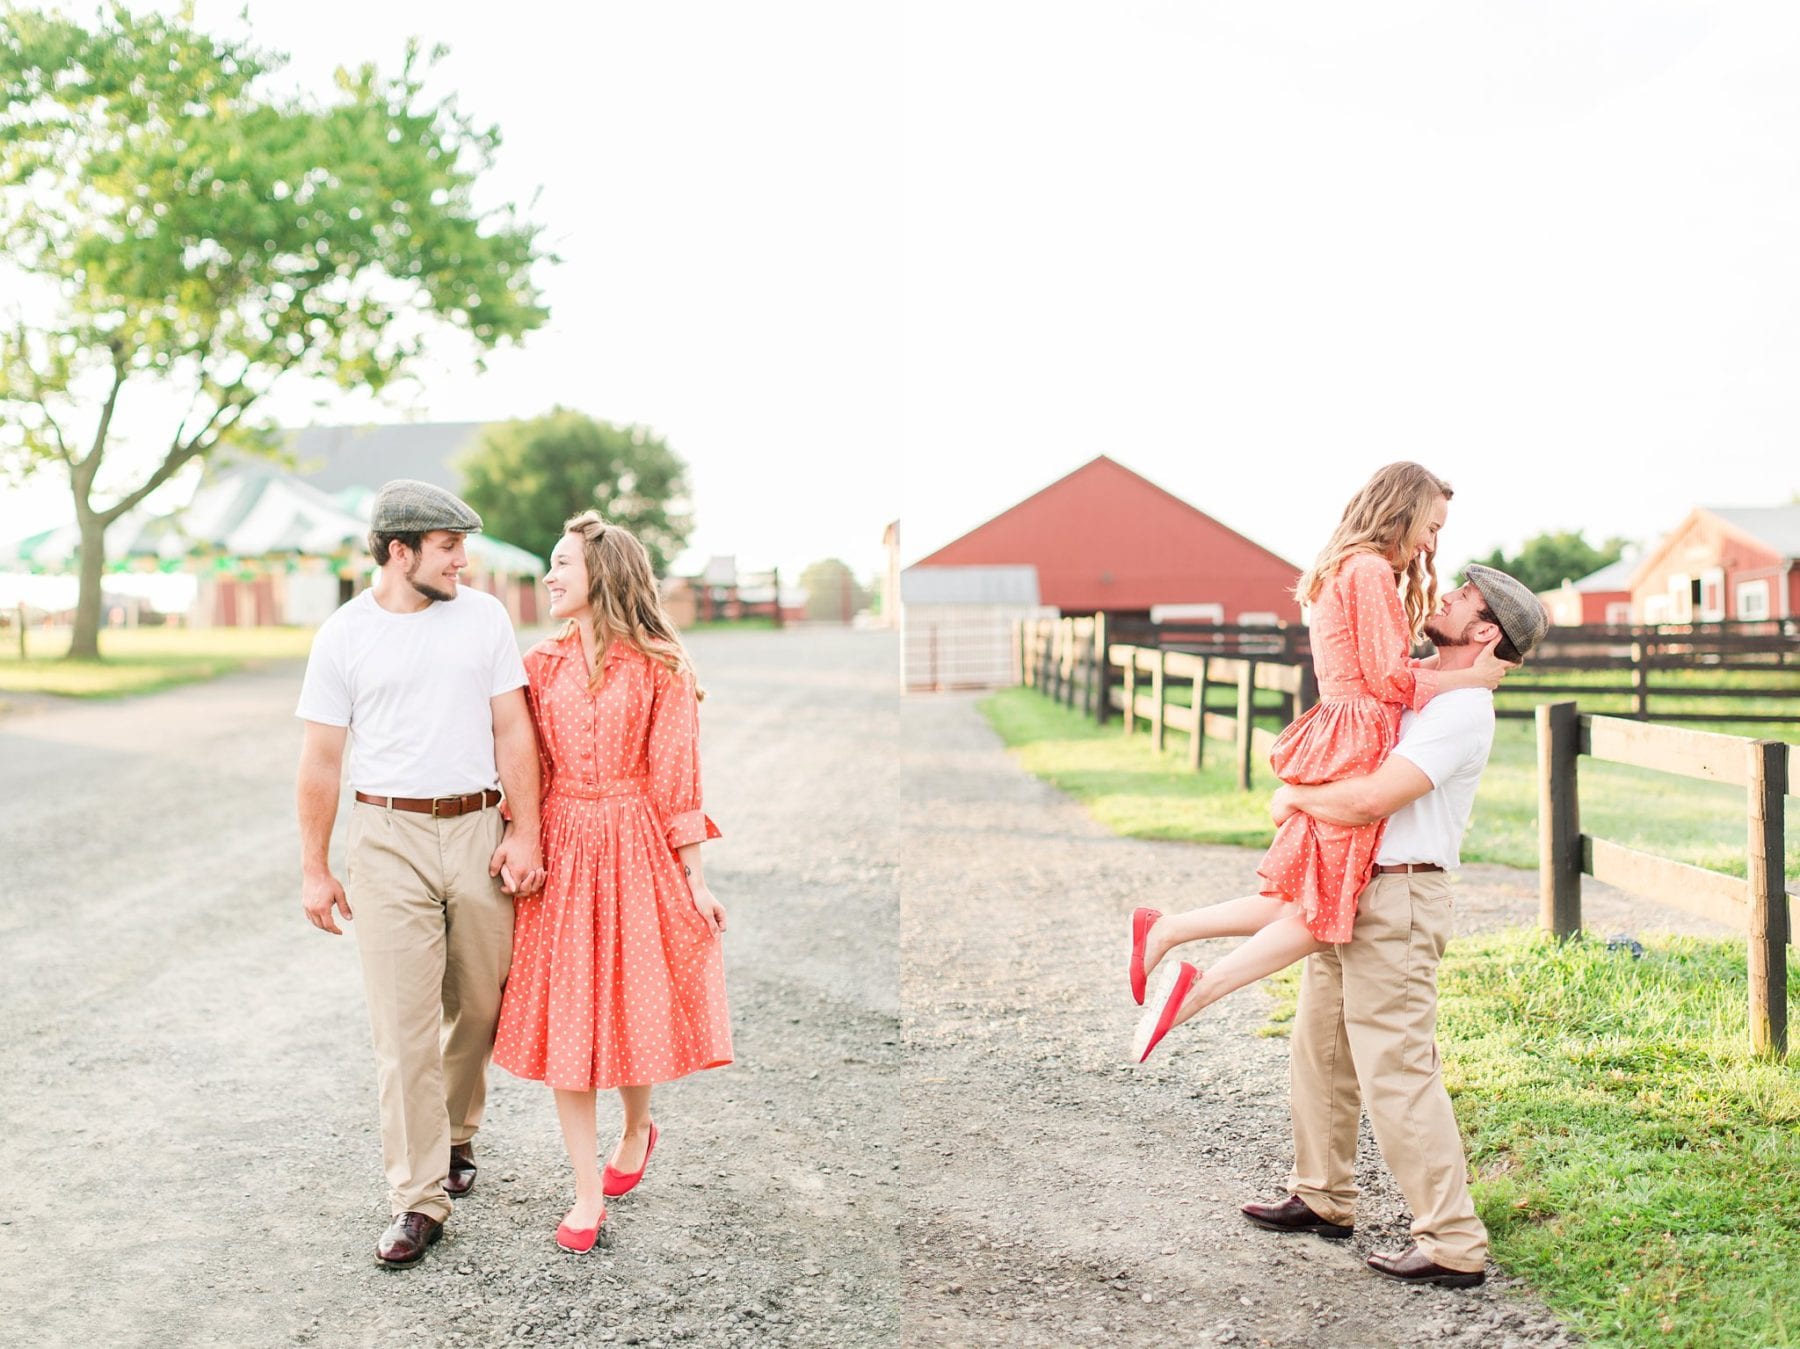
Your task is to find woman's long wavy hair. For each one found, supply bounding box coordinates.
[1293,462,1453,641]
[559,511,702,699]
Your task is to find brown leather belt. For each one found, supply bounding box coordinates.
[1375,862,1445,874]
[354,789,502,817]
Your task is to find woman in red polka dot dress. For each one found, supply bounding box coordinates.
[493,512,732,1252]
[1130,464,1510,1062]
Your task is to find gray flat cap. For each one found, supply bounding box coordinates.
[1464,563,1549,659]
[370,479,483,534]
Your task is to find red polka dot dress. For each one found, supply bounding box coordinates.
[494,631,732,1090]
[1256,551,1440,942]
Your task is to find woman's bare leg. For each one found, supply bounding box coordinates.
[1144,893,1291,979]
[553,1088,606,1229]
[609,1084,655,1173]
[1169,911,1325,1029]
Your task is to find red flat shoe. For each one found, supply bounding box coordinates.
[1132,960,1198,1063]
[602,1123,658,1198]
[1129,907,1162,1005]
[555,1211,610,1254]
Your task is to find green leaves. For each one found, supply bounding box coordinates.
[0,3,550,653]
[456,408,694,572]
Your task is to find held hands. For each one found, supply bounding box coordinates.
[490,825,546,897]
[302,870,353,935]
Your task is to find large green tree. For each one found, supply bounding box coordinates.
[457,408,693,573]
[1464,529,1630,596]
[0,5,548,656]
[798,557,866,622]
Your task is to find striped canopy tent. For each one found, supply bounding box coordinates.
[0,469,543,580]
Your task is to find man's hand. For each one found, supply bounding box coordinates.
[303,870,353,935]
[490,826,545,897]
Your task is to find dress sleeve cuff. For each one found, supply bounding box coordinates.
[666,809,722,849]
[1408,666,1440,711]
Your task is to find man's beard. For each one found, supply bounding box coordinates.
[405,555,456,603]
[1423,615,1470,649]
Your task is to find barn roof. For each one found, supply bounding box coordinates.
[1710,505,1800,559]
[909,456,1301,616]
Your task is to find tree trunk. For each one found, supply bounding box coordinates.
[68,507,107,660]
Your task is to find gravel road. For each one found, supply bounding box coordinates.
[898,691,1734,1349]
[0,627,899,1348]
[3,632,1737,1348]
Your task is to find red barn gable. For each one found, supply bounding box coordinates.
[912,456,1301,620]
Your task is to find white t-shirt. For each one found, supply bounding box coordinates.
[1377,688,1496,868]
[295,588,528,797]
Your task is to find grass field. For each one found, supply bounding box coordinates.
[0,626,316,699]
[1260,933,1800,1349]
[980,687,1800,879]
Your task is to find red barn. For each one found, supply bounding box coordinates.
[1537,555,1636,627]
[908,456,1301,621]
[1630,506,1800,624]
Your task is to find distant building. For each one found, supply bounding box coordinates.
[906,455,1300,621]
[899,456,1300,691]
[1537,555,1636,627]
[1629,506,1800,623]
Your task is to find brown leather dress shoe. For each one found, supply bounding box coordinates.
[445,1142,477,1198]
[1241,1194,1353,1239]
[375,1212,444,1267]
[1367,1243,1486,1288]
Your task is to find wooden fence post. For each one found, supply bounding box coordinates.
[1013,621,1025,687]
[1150,650,1166,754]
[1537,701,1582,939]
[1093,613,1110,725]
[1236,659,1256,791]
[1631,638,1650,720]
[1060,618,1075,707]
[1122,646,1137,736]
[1748,739,1789,1058]
[1188,655,1207,770]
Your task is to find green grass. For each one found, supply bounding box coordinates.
[1259,932,1800,1347]
[980,688,1800,879]
[682,615,781,632]
[0,626,315,699]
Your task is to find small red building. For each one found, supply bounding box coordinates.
[1537,556,1635,627]
[1630,506,1800,624]
[908,456,1301,621]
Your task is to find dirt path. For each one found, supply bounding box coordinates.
[898,692,1736,1349]
[1,628,899,1348]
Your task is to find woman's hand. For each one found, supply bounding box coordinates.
[1270,784,1300,825]
[689,880,728,936]
[1469,637,1517,690]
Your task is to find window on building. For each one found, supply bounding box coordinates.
[1667,574,1693,623]
[1699,568,1725,622]
[1605,601,1632,626]
[1736,579,1771,621]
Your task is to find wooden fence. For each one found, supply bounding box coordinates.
[1503,620,1800,723]
[1537,701,1792,1057]
[1015,615,1314,789]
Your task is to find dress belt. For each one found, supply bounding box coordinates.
[1374,862,1445,874]
[549,775,650,801]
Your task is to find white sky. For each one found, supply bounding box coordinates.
[3,2,1796,584]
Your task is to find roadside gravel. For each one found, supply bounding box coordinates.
[898,690,1734,1348]
[0,627,899,1348]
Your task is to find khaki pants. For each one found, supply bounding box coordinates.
[1286,872,1488,1272]
[347,802,514,1222]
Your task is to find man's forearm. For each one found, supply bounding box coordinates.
[296,768,341,874]
[496,724,542,833]
[1287,779,1381,827]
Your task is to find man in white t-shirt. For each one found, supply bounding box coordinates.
[1243,565,1548,1289]
[295,480,545,1268]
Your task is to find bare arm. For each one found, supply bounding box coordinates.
[1272,754,1435,827]
[297,721,352,934]
[489,687,545,895]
